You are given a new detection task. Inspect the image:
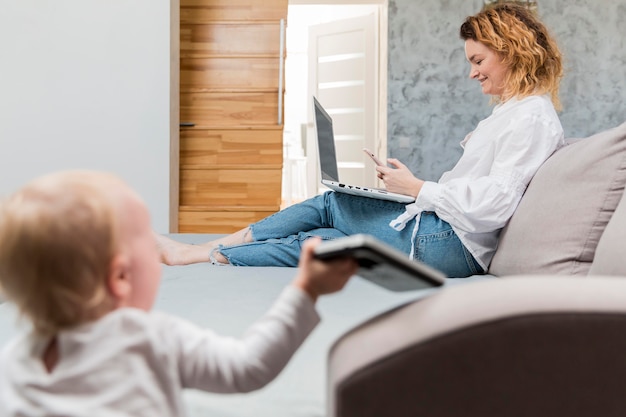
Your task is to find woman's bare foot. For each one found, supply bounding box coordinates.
[154,233,215,265]
[154,227,252,266]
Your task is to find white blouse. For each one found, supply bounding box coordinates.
[391,95,564,270]
[0,286,319,417]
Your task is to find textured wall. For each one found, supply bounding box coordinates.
[388,0,626,180]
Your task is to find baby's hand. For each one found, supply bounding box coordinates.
[292,237,358,302]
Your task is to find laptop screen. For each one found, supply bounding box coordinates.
[313,97,340,182]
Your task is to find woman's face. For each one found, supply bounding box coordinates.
[465,39,508,97]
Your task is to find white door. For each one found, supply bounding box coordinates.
[306,13,381,197]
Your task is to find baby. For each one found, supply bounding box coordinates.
[0,170,358,416]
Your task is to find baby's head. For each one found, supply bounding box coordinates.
[0,170,161,337]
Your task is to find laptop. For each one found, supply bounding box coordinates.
[313,96,415,204]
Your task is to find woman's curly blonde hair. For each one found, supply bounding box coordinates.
[460,3,563,110]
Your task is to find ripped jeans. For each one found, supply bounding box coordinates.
[219,191,483,277]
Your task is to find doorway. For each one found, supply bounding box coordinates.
[282,2,388,207]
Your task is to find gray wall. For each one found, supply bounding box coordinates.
[0,1,172,233]
[388,0,626,181]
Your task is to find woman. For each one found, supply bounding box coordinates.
[158,3,564,277]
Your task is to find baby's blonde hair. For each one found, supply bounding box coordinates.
[0,171,124,336]
[460,3,564,110]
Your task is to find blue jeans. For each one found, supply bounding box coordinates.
[219,192,484,277]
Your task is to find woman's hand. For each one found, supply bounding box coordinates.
[376,158,424,197]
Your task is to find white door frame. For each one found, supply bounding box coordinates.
[307,13,378,196]
[289,0,388,199]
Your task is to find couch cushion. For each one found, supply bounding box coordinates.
[588,185,626,276]
[489,121,626,276]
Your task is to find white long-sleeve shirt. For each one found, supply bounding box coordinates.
[0,286,319,417]
[391,95,564,270]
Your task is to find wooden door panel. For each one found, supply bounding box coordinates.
[181,23,281,57]
[178,209,278,234]
[181,57,279,91]
[181,92,279,126]
[178,0,286,232]
[180,168,282,207]
[180,129,283,168]
[181,0,287,23]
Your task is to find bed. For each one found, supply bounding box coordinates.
[0,233,491,416]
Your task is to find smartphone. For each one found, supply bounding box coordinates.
[313,234,446,292]
[363,148,385,166]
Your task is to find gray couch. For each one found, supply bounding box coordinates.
[0,122,624,417]
[489,121,626,276]
[328,121,626,416]
[328,275,626,417]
